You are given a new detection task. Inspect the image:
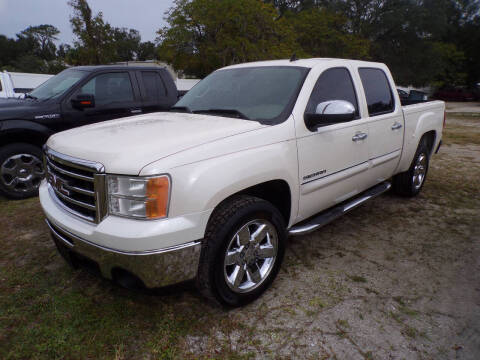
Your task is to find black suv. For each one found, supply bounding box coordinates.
[0,66,177,199]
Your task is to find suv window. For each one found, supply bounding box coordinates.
[79,72,134,106]
[359,68,394,116]
[141,71,167,101]
[305,67,359,119]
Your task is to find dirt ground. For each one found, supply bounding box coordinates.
[0,114,479,359]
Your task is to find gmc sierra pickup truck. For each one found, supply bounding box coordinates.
[0,65,177,199]
[40,58,444,306]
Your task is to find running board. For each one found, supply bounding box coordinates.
[288,182,392,236]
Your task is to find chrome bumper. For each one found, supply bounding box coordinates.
[46,219,202,288]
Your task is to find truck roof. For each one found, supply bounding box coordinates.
[222,58,386,70]
[72,65,168,72]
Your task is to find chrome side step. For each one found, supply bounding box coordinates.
[288,181,391,236]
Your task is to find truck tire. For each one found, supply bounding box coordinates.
[393,137,430,197]
[196,195,286,307]
[0,143,45,200]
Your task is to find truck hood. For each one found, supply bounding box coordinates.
[47,112,266,174]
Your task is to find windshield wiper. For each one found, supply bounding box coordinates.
[24,93,38,100]
[169,106,192,113]
[193,108,250,120]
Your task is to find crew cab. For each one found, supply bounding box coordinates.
[0,65,177,199]
[39,58,445,306]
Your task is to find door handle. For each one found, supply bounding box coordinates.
[391,122,403,130]
[352,132,368,142]
[130,109,142,114]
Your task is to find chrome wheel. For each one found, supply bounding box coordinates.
[412,153,427,190]
[224,219,278,293]
[0,153,45,194]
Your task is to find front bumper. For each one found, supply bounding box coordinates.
[46,219,202,288]
[39,180,211,288]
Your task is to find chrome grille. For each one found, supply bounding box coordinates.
[44,146,107,223]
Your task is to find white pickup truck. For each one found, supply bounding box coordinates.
[0,71,53,98]
[40,58,444,306]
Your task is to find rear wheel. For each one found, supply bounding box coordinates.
[0,143,45,199]
[393,137,430,197]
[196,195,286,307]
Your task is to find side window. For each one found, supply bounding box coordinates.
[78,72,134,106]
[305,67,359,118]
[141,71,167,101]
[358,68,394,116]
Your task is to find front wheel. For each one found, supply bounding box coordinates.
[0,143,45,199]
[196,195,286,307]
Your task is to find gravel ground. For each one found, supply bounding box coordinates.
[0,114,479,359]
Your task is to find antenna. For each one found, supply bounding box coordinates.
[289,53,298,62]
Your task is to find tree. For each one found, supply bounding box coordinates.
[68,0,115,64]
[68,0,143,64]
[157,0,298,77]
[137,41,157,61]
[112,28,141,61]
[19,25,60,61]
[288,8,371,59]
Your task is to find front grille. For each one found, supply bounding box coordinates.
[44,147,107,223]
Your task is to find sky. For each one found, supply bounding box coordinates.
[0,0,174,44]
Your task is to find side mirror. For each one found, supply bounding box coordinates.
[305,100,356,130]
[71,94,95,109]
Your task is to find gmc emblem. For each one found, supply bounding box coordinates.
[47,172,71,197]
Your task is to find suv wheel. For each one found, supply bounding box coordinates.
[0,143,45,199]
[196,195,286,307]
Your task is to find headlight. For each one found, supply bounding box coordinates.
[107,175,170,220]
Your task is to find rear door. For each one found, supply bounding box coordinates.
[61,70,143,128]
[356,67,404,182]
[295,66,371,221]
[136,70,177,114]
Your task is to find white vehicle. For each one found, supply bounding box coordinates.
[40,58,444,306]
[175,78,200,98]
[0,71,53,98]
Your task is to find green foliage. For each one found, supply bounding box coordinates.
[157,0,298,77]
[68,0,116,64]
[19,25,60,61]
[67,0,156,65]
[287,8,371,59]
[0,0,478,87]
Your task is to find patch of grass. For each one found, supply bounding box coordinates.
[337,319,350,329]
[403,325,418,339]
[443,123,480,145]
[389,311,403,324]
[399,305,419,317]
[309,297,326,309]
[348,275,368,283]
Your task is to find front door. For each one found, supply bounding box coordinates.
[61,71,142,130]
[295,66,371,221]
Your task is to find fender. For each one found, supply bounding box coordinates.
[396,102,444,173]
[146,140,300,229]
[0,119,54,145]
[1,119,54,136]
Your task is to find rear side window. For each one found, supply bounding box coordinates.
[358,68,394,116]
[141,71,167,101]
[305,67,359,118]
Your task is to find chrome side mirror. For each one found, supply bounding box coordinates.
[305,100,356,130]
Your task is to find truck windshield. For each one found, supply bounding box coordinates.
[174,66,309,123]
[29,69,86,100]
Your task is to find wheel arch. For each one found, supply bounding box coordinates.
[0,120,53,149]
[211,179,292,227]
